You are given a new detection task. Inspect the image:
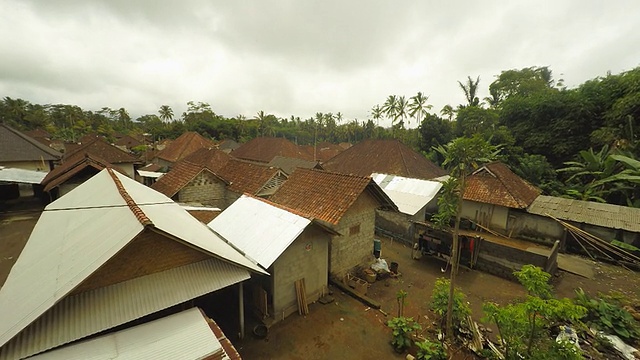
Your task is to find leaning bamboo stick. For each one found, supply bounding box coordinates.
[569,231,595,260]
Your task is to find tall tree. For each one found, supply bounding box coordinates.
[371,104,384,125]
[382,95,399,126]
[396,95,409,128]
[440,104,455,121]
[458,76,481,107]
[432,135,499,339]
[409,92,432,125]
[158,105,174,123]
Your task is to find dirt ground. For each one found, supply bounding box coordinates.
[2,207,639,359]
[238,236,640,359]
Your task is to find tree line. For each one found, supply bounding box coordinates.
[1,65,639,207]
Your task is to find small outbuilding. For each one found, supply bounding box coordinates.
[208,195,335,324]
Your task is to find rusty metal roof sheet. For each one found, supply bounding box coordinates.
[527,195,640,232]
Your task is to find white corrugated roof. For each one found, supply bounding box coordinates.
[0,167,47,184]
[137,170,164,178]
[0,168,263,358]
[1,259,247,360]
[28,308,227,360]
[208,195,312,269]
[372,173,443,215]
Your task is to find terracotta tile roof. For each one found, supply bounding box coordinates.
[0,124,61,162]
[302,142,344,162]
[218,159,284,195]
[41,151,116,192]
[187,209,221,224]
[151,160,228,198]
[322,139,447,180]
[114,135,142,148]
[182,147,231,173]
[24,128,51,139]
[270,168,396,225]
[63,138,139,164]
[268,156,322,175]
[217,139,240,151]
[155,132,216,163]
[232,137,314,163]
[464,162,541,209]
[139,163,162,172]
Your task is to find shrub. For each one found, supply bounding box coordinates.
[574,288,640,341]
[430,278,471,329]
[415,339,446,360]
[388,316,422,352]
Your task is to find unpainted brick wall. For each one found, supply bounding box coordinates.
[330,192,378,278]
[272,225,329,321]
[178,172,227,208]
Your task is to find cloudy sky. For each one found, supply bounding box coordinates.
[2,1,639,126]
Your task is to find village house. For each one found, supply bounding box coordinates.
[231,137,314,163]
[267,155,322,175]
[208,195,336,324]
[27,308,241,360]
[270,169,397,278]
[301,141,345,162]
[519,196,640,247]
[460,162,541,235]
[62,137,140,178]
[153,131,216,169]
[322,139,447,180]
[0,124,61,172]
[372,172,444,239]
[0,168,264,359]
[218,158,288,204]
[40,152,117,200]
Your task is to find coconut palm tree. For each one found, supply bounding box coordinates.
[158,105,174,123]
[371,105,383,125]
[382,95,399,126]
[440,105,455,121]
[409,92,432,125]
[396,96,409,128]
[458,76,481,107]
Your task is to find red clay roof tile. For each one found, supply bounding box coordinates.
[232,137,314,163]
[464,162,541,209]
[155,132,216,163]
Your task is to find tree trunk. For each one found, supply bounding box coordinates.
[446,173,465,340]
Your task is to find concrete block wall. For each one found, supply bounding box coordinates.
[272,225,329,321]
[330,192,378,278]
[177,172,227,208]
[475,240,550,281]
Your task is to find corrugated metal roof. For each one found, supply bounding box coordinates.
[0,169,264,358]
[209,195,312,269]
[138,170,164,178]
[372,173,442,215]
[0,167,47,184]
[2,259,247,360]
[527,195,640,232]
[28,308,226,360]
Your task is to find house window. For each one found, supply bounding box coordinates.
[349,224,360,236]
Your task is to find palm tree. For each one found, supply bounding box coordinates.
[484,88,501,108]
[440,105,455,121]
[371,105,383,125]
[409,92,432,125]
[158,105,174,123]
[382,95,398,126]
[458,76,481,107]
[255,110,268,137]
[118,108,131,130]
[396,96,409,128]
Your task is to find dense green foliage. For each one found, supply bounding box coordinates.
[2,65,639,206]
[429,278,471,329]
[387,316,422,352]
[483,265,587,359]
[574,288,640,341]
[415,339,447,360]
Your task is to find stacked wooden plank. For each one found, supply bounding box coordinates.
[295,278,309,315]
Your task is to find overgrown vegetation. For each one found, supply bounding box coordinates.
[574,288,640,341]
[387,316,422,352]
[415,339,447,360]
[430,278,471,330]
[483,265,587,359]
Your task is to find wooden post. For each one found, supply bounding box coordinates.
[239,282,244,339]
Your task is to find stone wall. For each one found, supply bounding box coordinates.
[272,225,329,321]
[177,172,228,208]
[330,192,378,278]
[375,208,423,242]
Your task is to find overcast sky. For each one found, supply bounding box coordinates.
[2,0,639,127]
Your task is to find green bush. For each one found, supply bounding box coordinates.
[430,278,471,329]
[388,316,422,352]
[415,339,446,360]
[574,288,640,341]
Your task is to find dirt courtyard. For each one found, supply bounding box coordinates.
[237,236,640,359]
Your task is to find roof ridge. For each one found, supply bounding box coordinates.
[107,168,153,226]
[305,167,371,180]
